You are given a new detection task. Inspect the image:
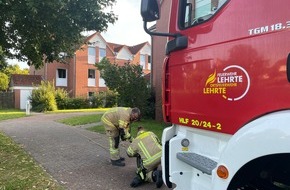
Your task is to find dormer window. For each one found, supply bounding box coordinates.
[88,47,96,64]
[99,48,106,62]
[140,54,146,70]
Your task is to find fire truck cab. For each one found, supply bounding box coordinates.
[141,0,290,189]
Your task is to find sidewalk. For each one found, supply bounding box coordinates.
[0,112,171,190]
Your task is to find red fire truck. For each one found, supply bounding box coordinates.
[141,0,290,189]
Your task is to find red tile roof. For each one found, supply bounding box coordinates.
[107,42,124,53]
[10,74,43,87]
[129,42,148,54]
[84,32,150,55]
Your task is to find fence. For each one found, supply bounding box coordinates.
[0,92,15,109]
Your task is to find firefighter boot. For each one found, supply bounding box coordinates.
[153,170,163,188]
[111,159,125,167]
[130,176,143,188]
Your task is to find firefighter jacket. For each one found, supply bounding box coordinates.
[127,130,162,170]
[101,107,132,139]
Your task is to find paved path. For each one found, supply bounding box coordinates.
[0,112,171,190]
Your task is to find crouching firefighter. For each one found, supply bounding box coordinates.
[101,107,141,166]
[126,126,163,188]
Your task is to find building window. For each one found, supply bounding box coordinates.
[58,69,66,78]
[148,55,151,70]
[56,69,67,86]
[88,69,96,87]
[140,54,146,70]
[88,92,95,97]
[88,47,96,64]
[88,69,95,78]
[99,48,106,62]
[99,77,106,87]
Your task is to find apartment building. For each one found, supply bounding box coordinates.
[29,32,151,98]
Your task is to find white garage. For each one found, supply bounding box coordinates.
[9,74,42,110]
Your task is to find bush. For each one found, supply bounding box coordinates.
[30,81,57,112]
[55,88,69,109]
[98,91,118,108]
[65,97,90,109]
[87,91,118,108]
[88,94,102,108]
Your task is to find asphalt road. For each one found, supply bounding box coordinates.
[0,112,172,190]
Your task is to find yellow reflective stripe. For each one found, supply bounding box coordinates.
[119,120,129,127]
[138,132,150,139]
[110,148,119,154]
[127,146,135,156]
[102,117,114,127]
[139,171,145,180]
[138,141,150,159]
[109,138,113,147]
[150,135,162,148]
[109,138,119,154]
[143,151,162,165]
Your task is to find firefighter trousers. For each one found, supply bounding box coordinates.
[136,156,157,182]
[102,119,121,161]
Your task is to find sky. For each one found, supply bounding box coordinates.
[101,0,151,46]
[8,0,151,69]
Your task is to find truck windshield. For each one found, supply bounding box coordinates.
[180,0,228,28]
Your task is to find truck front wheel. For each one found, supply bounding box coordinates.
[227,154,290,190]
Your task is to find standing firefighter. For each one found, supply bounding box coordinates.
[127,126,163,188]
[101,107,140,167]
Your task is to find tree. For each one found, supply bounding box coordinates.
[0,0,117,69]
[3,64,29,77]
[0,72,9,91]
[96,58,150,113]
[0,46,8,71]
[0,65,29,91]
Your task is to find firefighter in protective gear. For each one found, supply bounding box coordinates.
[101,107,141,167]
[127,126,163,188]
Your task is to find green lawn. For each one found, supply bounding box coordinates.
[0,109,63,190]
[48,108,109,114]
[57,113,168,139]
[0,133,63,190]
[0,109,168,139]
[57,114,103,126]
[0,109,27,121]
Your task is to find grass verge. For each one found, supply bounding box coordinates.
[56,112,168,139]
[70,116,168,140]
[0,132,63,190]
[0,109,63,190]
[57,114,103,126]
[0,109,27,121]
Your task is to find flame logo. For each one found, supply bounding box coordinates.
[205,70,216,86]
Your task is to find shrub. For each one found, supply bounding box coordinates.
[98,91,118,108]
[65,97,90,109]
[87,91,118,108]
[88,94,102,108]
[55,88,69,109]
[30,81,57,112]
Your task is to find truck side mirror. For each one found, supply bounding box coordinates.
[141,0,160,22]
[140,0,187,53]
